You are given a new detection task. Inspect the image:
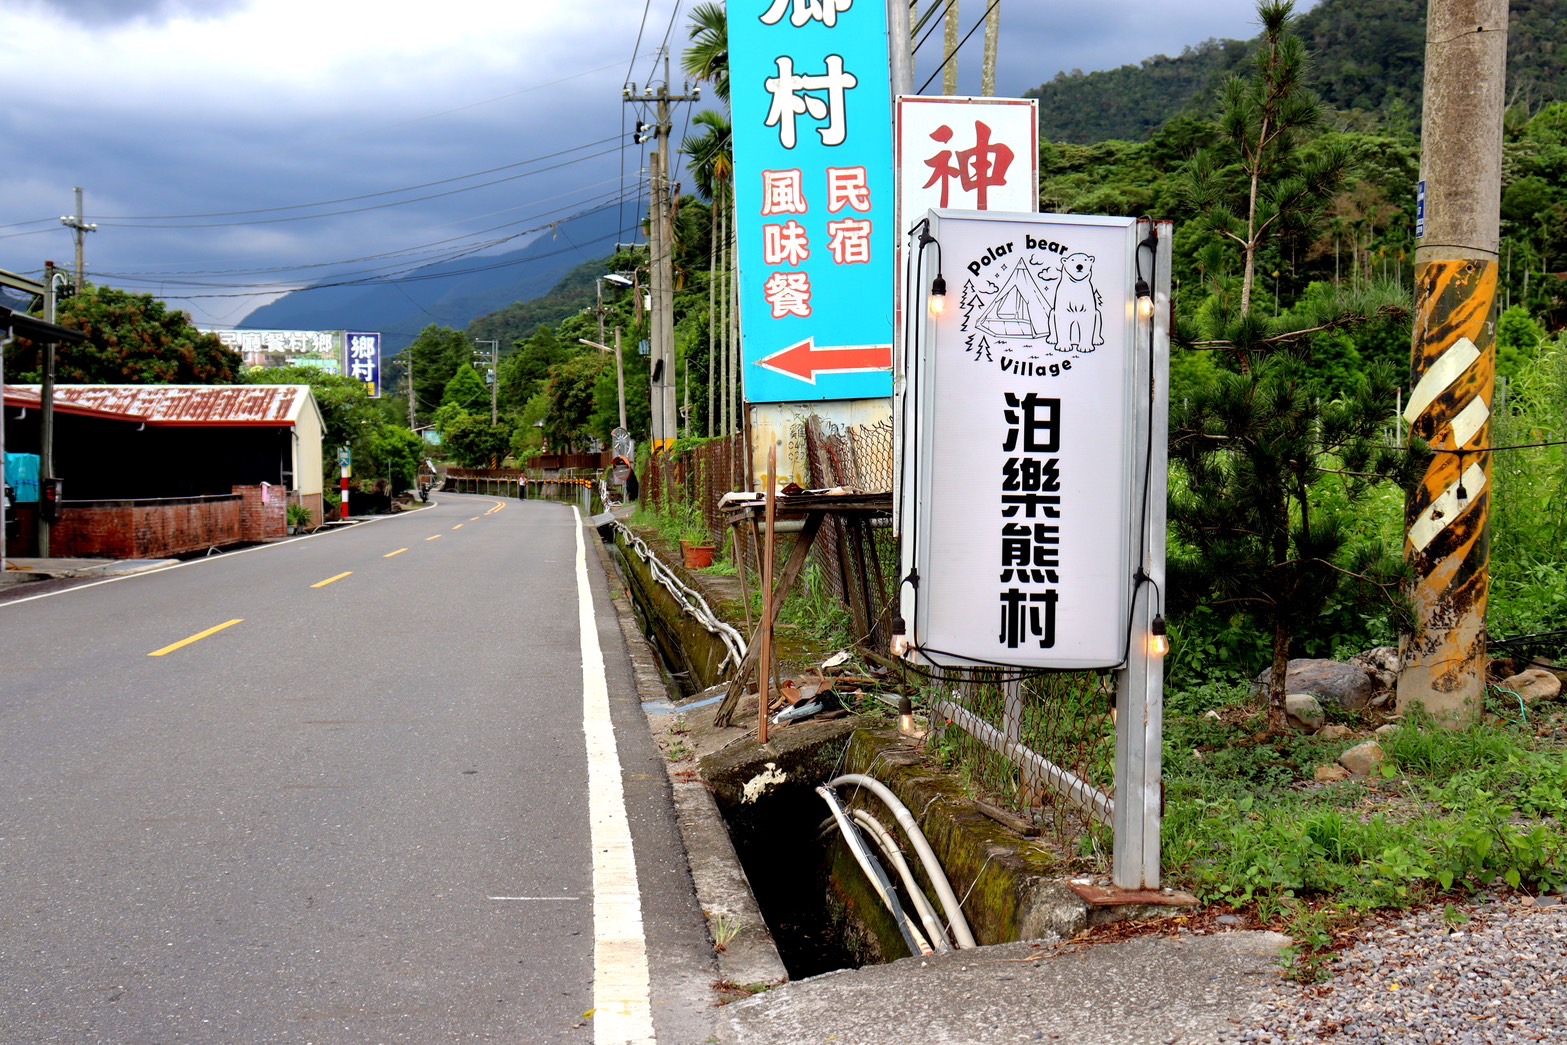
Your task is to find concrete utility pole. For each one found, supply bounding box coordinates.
[1398,0,1508,726]
[59,188,96,290]
[888,0,915,98]
[40,262,59,557]
[626,53,698,454]
[406,355,417,429]
[981,1,1001,97]
[475,340,499,424]
[943,0,961,96]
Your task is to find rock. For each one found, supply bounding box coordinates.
[1315,765,1351,783]
[1375,723,1401,736]
[1254,659,1382,711]
[1498,668,1562,705]
[1285,693,1325,732]
[1339,740,1386,777]
[1316,724,1355,741]
[1349,646,1400,691]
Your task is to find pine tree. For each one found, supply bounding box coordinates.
[1170,1,1419,734]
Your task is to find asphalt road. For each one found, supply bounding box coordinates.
[0,494,716,1044]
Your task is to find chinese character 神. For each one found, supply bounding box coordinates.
[764,55,857,150]
[922,120,1015,210]
[826,167,872,213]
[825,218,873,265]
[999,588,1058,649]
[1000,522,1059,585]
[1002,393,1060,453]
[761,0,854,28]
[763,271,813,318]
[761,169,809,215]
[763,221,812,266]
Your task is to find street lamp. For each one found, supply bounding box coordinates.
[590,273,635,433]
[579,336,627,432]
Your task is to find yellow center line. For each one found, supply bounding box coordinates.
[485,501,506,515]
[469,516,481,521]
[426,534,443,541]
[148,619,244,657]
[452,523,464,530]
[311,571,353,588]
[384,548,408,558]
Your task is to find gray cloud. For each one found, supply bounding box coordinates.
[42,0,247,26]
[2,0,1307,326]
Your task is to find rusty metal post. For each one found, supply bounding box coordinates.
[758,444,778,746]
[1398,0,1508,726]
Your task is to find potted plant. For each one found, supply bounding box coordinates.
[286,502,313,535]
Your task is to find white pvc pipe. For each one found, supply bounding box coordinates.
[828,773,977,949]
[816,786,929,956]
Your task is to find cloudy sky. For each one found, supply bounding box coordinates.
[0,0,1309,329]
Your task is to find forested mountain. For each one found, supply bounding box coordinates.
[1027,0,1565,143]
[235,201,624,356]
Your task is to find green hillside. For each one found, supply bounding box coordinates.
[1026,0,1565,143]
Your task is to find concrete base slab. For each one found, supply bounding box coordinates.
[716,931,1292,1044]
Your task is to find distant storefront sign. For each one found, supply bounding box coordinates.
[211,328,381,397]
[346,331,381,398]
[730,0,895,403]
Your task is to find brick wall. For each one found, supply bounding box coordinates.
[236,484,287,542]
[45,484,286,559]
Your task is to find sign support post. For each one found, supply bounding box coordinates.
[1112,221,1172,890]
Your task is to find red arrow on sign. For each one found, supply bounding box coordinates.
[757,338,893,384]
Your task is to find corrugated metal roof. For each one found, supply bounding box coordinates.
[3,384,152,423]
[4,384,311,426]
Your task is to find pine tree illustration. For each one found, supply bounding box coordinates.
[960,279,981,327]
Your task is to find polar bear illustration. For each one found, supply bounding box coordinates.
[1046,252,1104,352]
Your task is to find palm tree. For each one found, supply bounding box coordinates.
[682,2,729,103]
[681,109,733,201]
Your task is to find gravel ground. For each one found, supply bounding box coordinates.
[1219,895,1567,1042]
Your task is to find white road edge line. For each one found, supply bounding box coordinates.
[575,507,656,1045]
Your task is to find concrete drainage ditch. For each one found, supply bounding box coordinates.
[599,517,1193,984]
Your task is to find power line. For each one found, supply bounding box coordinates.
[96,145,623,229]
[93,137,620,223]
[918,0,1003,94]
[91,180,630,281]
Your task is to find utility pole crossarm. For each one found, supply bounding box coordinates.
[59,188,97,290]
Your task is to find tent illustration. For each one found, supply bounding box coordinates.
[975,258,1053,340]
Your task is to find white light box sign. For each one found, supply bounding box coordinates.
[899,210,1146,669]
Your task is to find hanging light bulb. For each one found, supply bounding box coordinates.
[1135,278,1154,320]
[1147,614,1170,658]
[928,274,948,316]
[890,615,910,657]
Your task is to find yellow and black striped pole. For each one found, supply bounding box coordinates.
[1397,0,1508,725]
